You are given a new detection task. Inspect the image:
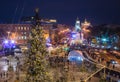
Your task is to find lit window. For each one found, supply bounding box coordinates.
[18,27,20,30]
[24,27,26,30]
[24,32,26,34]
[24,36,27,39]
[21,27,23,30]
[22,36,24,39]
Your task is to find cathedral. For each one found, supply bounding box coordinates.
[70,18,91,45]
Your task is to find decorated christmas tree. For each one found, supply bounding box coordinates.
[24,8,51,82]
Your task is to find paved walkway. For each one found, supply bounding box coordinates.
[0,55,23,82]
[0,53,119,82]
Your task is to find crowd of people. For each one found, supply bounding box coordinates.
[48,56,67,67]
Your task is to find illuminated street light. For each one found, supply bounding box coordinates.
[11,40,15,44]
[72,34,76,38]
[4,40,8,44]
[4,40,15,44]
[7,31,10,34]
[102,38,107,42]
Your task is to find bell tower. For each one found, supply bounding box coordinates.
[75,17,81,32]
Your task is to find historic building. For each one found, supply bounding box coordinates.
[75,18,81,32]
[0,24,31,44]
[0,22,70,45]
[81,19,91,39]
[70,18,91,45]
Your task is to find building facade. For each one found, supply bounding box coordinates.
[0,24,31,44]
[0,23,70,45]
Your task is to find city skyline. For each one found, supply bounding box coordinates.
[0,0,120,25]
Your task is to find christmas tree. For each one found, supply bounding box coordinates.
[24,9,51,82]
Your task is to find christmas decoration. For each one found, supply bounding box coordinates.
[24,8,51,82]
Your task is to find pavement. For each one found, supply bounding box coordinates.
[0,55,24,82]
[0,50,120,82]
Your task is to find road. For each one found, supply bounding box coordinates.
[84,49,120,81]
[87,49,120,71]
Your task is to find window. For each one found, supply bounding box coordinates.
[21,32,24,34]
[21,27,23,30]
[18,37,21,39]
[22,36,24,39]
[18,27,20,30]
[15,27,17,30]
[24,27,26,30]
[27,27,29,30]
[24,32,26,34]
[24,36,27,39]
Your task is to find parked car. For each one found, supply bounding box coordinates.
[110,59,118,64]
[14,48,22,56]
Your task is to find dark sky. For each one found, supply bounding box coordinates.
[0,0,120,25]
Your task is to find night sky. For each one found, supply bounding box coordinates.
[0,0,120,25]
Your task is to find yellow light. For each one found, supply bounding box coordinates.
[83,28,90,33]
[103,50,107,54]
[86,30,90,32]
[49,19,57,23]
[11,33,16,39]
[44,33,49,39]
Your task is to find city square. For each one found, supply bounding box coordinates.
[0,0,120,82]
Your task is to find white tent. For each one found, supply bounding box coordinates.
[68,50,84,62]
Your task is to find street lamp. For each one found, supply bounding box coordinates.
[4,40,8,44]
[11,40,15,44]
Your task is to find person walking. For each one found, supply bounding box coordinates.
[0,72,2,78]
[3,72,6,78]
[113,64,115,69]
[7,60,9,65]
[6,72,8,78]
